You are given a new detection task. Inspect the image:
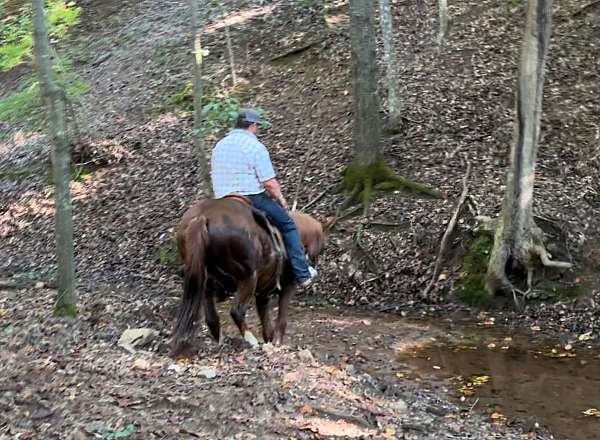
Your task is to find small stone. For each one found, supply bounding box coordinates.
[197,367,217,379]
[243,331,259,347]
[131,359,151,370]
[167,363,183,373]
[390,398,408,413]
[298,348,314,362]
[262,342,276,354]
[118,328,158,353]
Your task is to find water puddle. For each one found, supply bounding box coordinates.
[215,302,600,438]
[282,306,600,440]
[397,325,600,440]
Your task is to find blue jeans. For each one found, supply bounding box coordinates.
[247,192,311,283]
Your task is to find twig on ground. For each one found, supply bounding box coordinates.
[291,141,317,211]
[573,0,600,17]
[329,205,362,229]
[302,183,337,211]
[422,161,472,299]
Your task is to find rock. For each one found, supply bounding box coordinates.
[117,328,158,353]
[298,348,314,362]
[391,399,408,414]
[168,363,183,373]
[262,342,276,354]
[131,358,151,370]
[197,367,217,379]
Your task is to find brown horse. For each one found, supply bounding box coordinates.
[171,196,328,356]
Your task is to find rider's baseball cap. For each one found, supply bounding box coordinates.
[239,108,263,124]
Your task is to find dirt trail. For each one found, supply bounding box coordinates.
[1,0,600,438]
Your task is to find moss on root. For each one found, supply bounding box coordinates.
[54,302,77,318]
[455,233,494,307]
[340,159,441,210]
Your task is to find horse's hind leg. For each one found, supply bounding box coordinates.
[273,285,296,345]
[202,289,221,343]
[230,271,259,346]
[256,295,274,342]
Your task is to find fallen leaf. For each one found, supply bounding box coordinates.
[294,416,376,437]
[300,404,314,415]
[531,325,541,332]
[582,408,600,417]
[490,412,507,424]
[283,372,298,383]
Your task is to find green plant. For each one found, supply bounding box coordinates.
[455,233,494,307]
[0,1,86,127]
[103,423,136,440]
[505,0,521,13]
[0,56,89,126]
[0,0,81,71]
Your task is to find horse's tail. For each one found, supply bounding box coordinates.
[171,215,209,355]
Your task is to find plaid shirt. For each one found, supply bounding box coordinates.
[210,129,276,198]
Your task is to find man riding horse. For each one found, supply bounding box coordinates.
[210,108,319,289]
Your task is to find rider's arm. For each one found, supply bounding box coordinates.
[263,178,289,210]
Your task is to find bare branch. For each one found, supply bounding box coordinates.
[422,161,471,298]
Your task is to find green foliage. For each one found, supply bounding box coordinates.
[505,0,521,13]
[455,233,494,307]
[54,300,77,317]
[196,96,243,137]
[0,0,81,71]
[0,56,89,126]
[167,83,269,137]
[0,79,40,123]
[0,1,86,127]
[156,238,179,269]
[103,423,136,440]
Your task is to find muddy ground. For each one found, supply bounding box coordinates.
[1,0,599,438]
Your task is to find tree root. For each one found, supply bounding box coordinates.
[486,221,573,299]
[340,159,441,214]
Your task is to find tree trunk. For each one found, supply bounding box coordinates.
[31,0,76,317]
[349,0,381,167]
[378,0,402,128]
[341,0,440,211]
[486,0,570,296]
[437,0,449,45]
[189,0,213,197]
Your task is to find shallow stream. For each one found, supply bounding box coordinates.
[282,306,600,440]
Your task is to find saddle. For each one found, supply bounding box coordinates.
[222,194,285,293]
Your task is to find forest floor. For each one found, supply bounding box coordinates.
[1,0,600,438]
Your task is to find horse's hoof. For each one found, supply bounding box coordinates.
[244,331,259,347]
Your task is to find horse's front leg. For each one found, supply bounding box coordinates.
[256,294,274,342]
[230,271,259,347]
[273,284,296,345]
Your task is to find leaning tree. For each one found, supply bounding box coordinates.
[486,0,571,297]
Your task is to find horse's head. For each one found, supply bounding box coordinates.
[290,211,331,261]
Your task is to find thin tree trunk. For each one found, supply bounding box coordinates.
[437,0,449,44]
[216,0,237,85]
[190,0,213,197]
[349,0,381,166]
[378,0,402,126]
[31,0,76,317]
[486,0,570,296]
